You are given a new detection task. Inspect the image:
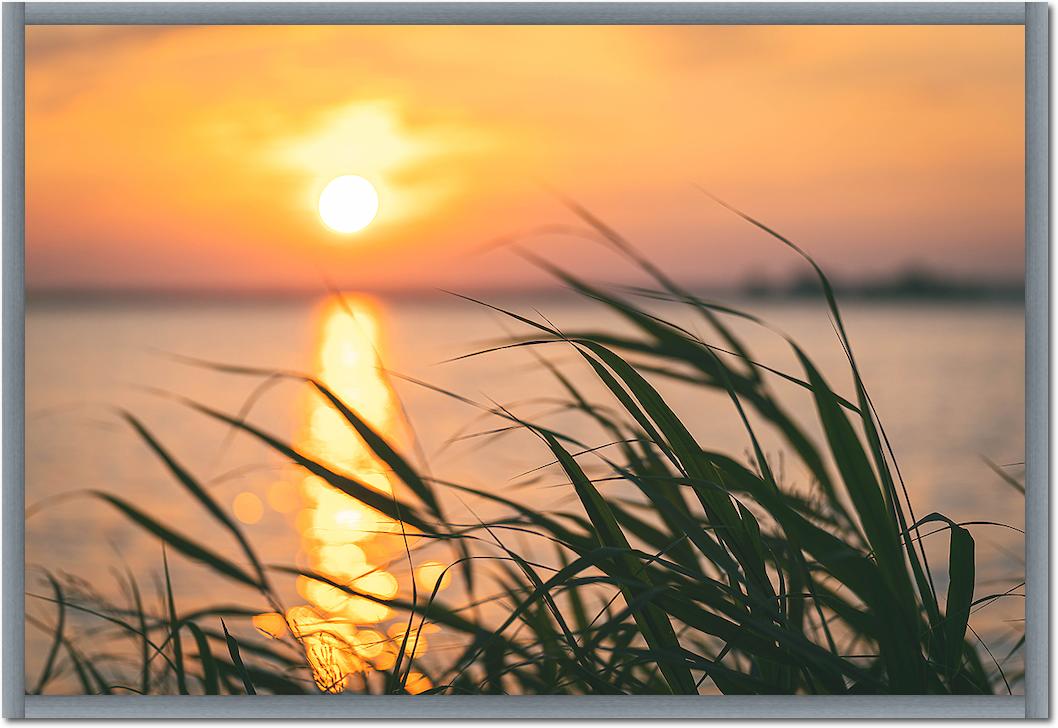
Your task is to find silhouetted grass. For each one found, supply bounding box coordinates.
[28,201,1024,696]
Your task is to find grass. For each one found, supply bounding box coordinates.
[27,199,1024,696]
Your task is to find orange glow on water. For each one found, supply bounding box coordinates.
[415,560,452,593]
[232,491,264,524]
[252,612,288,640]
[263,296,443,693]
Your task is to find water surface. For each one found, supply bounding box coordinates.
[25,295,1026,690]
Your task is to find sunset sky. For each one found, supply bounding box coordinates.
[26,25,1025,295]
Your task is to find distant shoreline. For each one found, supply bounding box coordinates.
[23,267,1022,307]
[740,268,1024,303]
[25,296,1026,309]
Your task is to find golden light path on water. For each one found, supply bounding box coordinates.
[253,296,446,694]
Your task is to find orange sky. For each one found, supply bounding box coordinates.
[26,25,1025,294]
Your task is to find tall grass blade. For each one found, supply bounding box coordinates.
[221,619,257,695]
[123,413,270,590]
[162,546,189,695]
[91,491,261,589]
[31,574,66,695]
[185,622,220,695]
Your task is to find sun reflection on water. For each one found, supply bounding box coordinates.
[254,296,442,693]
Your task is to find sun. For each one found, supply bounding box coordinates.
[318,175,379,234]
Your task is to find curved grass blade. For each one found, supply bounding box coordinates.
[31,574,66,695]
[123,413,270,591]
[185,622,220,695]
[221,619,257,695]
[537,428,697,694]
[90,491,261,589]
[916,513,976,684]
[162,546,189,695]
[310,381,441,517]
[179,398,436,534]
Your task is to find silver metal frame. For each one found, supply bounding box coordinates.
[2,1,1048,719]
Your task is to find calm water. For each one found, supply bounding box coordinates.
[25,295,1026,689]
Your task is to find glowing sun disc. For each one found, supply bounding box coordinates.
[318,175,379,234]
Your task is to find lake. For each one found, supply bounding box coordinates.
[24,294,1026,690]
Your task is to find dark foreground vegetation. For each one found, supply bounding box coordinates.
[29,200,1024,696]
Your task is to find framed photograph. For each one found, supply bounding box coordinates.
[3,1,1049,720]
